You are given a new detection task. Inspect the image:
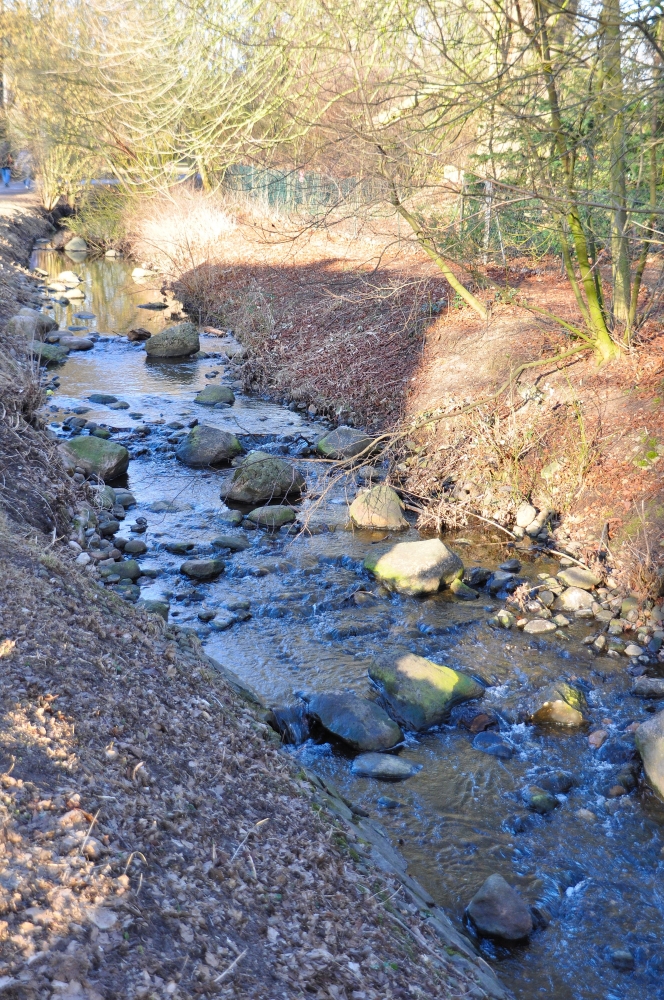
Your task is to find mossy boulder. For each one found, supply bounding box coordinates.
[528,681,587,727]
[137,599,170,621]
[221,451,305,504]
[369,652,484,731]
[31,342,69,365]
[194,385,235,406]
[316,425,376,461]
[175,424,242,467]
[246,505,296,528]
[62,436,129,480]
[364,537,463,596]
[144,322,199,358]
[302,692,403,751]
[349,484,407,530]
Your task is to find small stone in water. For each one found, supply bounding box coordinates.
[499,558,521,572]
[624,643,644,657]
[522,785,559,814]
[552,614,570,627]
[523,618,557,634]
[377,796,402,809]
[575,808,597,822]
[588,729,609,749]
[610,949,635,971]
[538,770,575,794]
[351,753,421,781]
[472,731,514,759]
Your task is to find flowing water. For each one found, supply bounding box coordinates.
[33,249,664,1000]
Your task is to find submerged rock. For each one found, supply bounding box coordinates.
[144,322,199,358]
[369,652,484,731]
[351,753,421,781]
[364,537,463,596]
[635,710,664,799]
[472,731,514,759]
[529,682,587,727]
[210,534,250,552]
[538,770,575,794]
[61,436,129,480]
[176,424,242,467]
[194,384,235,406]
[221,451,305,504]
[88,393,118,404]
[349,484,407,530]
[466,874,533,941]
[522,785,559,814]
[302,692,403,751]
[316,425,376,460]
[180,557,225,580]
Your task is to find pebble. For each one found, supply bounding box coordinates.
[588,729,609,749]
[523,619,557,634]
[575,808,597,823]
[611,949,635,971]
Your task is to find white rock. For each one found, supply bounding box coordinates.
[624,643,644,657]
[523,619,557,634]
[515,503,537,528]
[75,552,91,566]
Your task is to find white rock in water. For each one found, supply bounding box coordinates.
[523,619,557,634]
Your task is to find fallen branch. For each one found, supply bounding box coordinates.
[214,948,248,983]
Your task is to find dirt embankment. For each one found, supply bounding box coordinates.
[124,194,664,598]
[0,205,499,1000]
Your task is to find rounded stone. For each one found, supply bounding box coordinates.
[466,874,533,941]
[180,558,225,580]
[221,451,305,504]
[175,424,242,467]
[194,384,235,406]
[523,618,557,634]
[61,436,129,480]
[349,484,407,530]
[369,651,484,731]
[364,538,463,596]
[316,425,376,460]
[303,693,403,751]
[145,322,200,358]
[246,506,296,528]
[351,753,420,780]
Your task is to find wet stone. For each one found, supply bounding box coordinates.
[523,618,557,634]
[180,558,225,580]
[522,785,559,814]
[302,692,403,751]
[351,753,421,781]
[369,651,484,731]
[611,949,635,971]
[466,874,533,941]
[537,770,575,794]
[472,731,514,759]
[210,534,250,552]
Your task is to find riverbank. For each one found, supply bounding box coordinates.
[0,204,502,1000]
[122,191,664,598]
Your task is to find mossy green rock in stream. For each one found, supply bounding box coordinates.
[450,578,479,600]
[349,484,407,530]
[62,436,129,480]
[32,341,69,365]
[100,559,140,581]
[369,652,484,731]
[221,451,305,504]
[522,785,560,814]
[635,710,664,799]
[247,505,296,528]
[194,384,235,406]
[528,681,587,727]
[302,693,403,751]
[210,534,250,551]
[364,537,463,596]
[316,425,377,461]
[175,424,242,467]
[180,557,225,580]
[144,322,199,358]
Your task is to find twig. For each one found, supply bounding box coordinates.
[214,948,248,983]
[544,548,591,570]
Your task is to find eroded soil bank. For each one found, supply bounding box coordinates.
[0,207,500,1000]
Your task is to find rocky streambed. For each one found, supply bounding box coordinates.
[20,246,664,1000]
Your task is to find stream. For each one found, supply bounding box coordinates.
[32,247,664,1000]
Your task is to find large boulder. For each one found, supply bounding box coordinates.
[528,681,586,727]
[144,322,199,358]
[302,692,403,751]
[61,436,129,480]
[175,424,242,467]
[349,484,407,530]
[466,874,533,941]
[635,710,664,799]
[194,385,235,406]
[316,425,376,461]
[17,307,58,339]
[369,652,484,731]
[553,587,594,612]
[221,451,305,504]
[364,537,463,596]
